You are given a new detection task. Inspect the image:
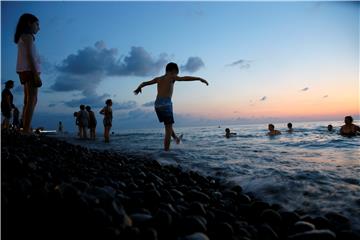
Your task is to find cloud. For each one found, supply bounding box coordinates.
[142,101,155,107]
[51,42,168,94]
[48,103,57,108]
[180,57,205,73]
[227,59,251,69]
[260,96,267,101]
[107,47,168,76]
[301,87,309,92]
[113,101,138,111]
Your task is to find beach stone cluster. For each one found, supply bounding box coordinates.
[2,131,359,240]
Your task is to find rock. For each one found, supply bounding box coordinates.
[188,202,207,216]
[279,211,300,227]
[288,229,336,240]
[211,222,234,239]
[237,193,252,204]
[130,213,152,226]
[325,212,351,231]
[290,221,316,234]
[152,209,172,228]
[337,230,360,240]
[180,232,210,240]
[311,216,331,230]
[186,190,210,203]
[178,216,207,235]
[260,209,282,228]
[258,224,279,240]
[140,227,158,240]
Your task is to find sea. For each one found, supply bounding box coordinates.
[56,120,360,231]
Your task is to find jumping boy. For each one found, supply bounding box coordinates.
[134,62,208,151]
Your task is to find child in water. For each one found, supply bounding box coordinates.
[225,128,237,138]
[134,62,208,151]
[267,124,281,136]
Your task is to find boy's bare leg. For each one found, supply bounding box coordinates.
[164,124,172,151]
[171,130,181,144]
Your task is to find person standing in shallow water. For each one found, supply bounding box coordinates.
[78,105,89,139]
[86,106,97,140]
[1,80,16,129]
[134,62,208,151]
[100,99,113,143]
[15,13,41,133]
[340,116,360,136]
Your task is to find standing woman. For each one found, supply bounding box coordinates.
[100,99,113,143]
[15,13,42,133]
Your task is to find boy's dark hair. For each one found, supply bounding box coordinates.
[345,116,353,123]
[14,13,39,43]
[80,105,85,110]
[225,128,230,133]
[269,124,274,128]
[105,99,112,105]
[5,80,14,88]
[86,106,91,111]
[166,62,179,74]
[287,123,292,128]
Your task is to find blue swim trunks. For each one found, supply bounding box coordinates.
[154,97,174,125]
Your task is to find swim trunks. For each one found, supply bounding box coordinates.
[154,97,174,125]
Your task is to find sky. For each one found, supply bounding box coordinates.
[1,1,359,131]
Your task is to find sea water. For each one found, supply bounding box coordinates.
[58,120,360,230]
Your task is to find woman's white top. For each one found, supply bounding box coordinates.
[16,35,41,73]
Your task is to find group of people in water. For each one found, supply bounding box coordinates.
[223,116,360,138]
[72,99,113,142]
[1,13,359,150]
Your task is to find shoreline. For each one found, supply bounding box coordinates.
[2,131,359,240]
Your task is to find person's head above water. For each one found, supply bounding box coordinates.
[287,123,292,129]
[165,62,179,76]
[14,13,39,43]
[80,105,85,110]
[105,99,112,106]
[225,128,230,133]
[268,124,275,131]
[327,124,333,131]
[344,116,353,125]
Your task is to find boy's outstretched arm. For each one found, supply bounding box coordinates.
[134,78,159,95]
[176,76,209,86]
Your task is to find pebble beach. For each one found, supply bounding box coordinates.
[2,131,360,240]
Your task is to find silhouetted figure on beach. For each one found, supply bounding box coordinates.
[267,124,281,136]
[100,99,113,143]
[287,122,293,133]
[134,62,208,151]
[1,80,15,129]
[327,124,334,132]
[73,111,80,136]
[225,128,236,138]
[86,105,97,140]
[78,105,89,139]
[15,13,42,133]
[58,121,63,133]
[340,116,360,137]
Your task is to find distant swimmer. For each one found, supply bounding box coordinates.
[225,128,236,138]
[327,124,334,132]
[340,116,360,137]
[287,122,293,133]
[267,124,281,136]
